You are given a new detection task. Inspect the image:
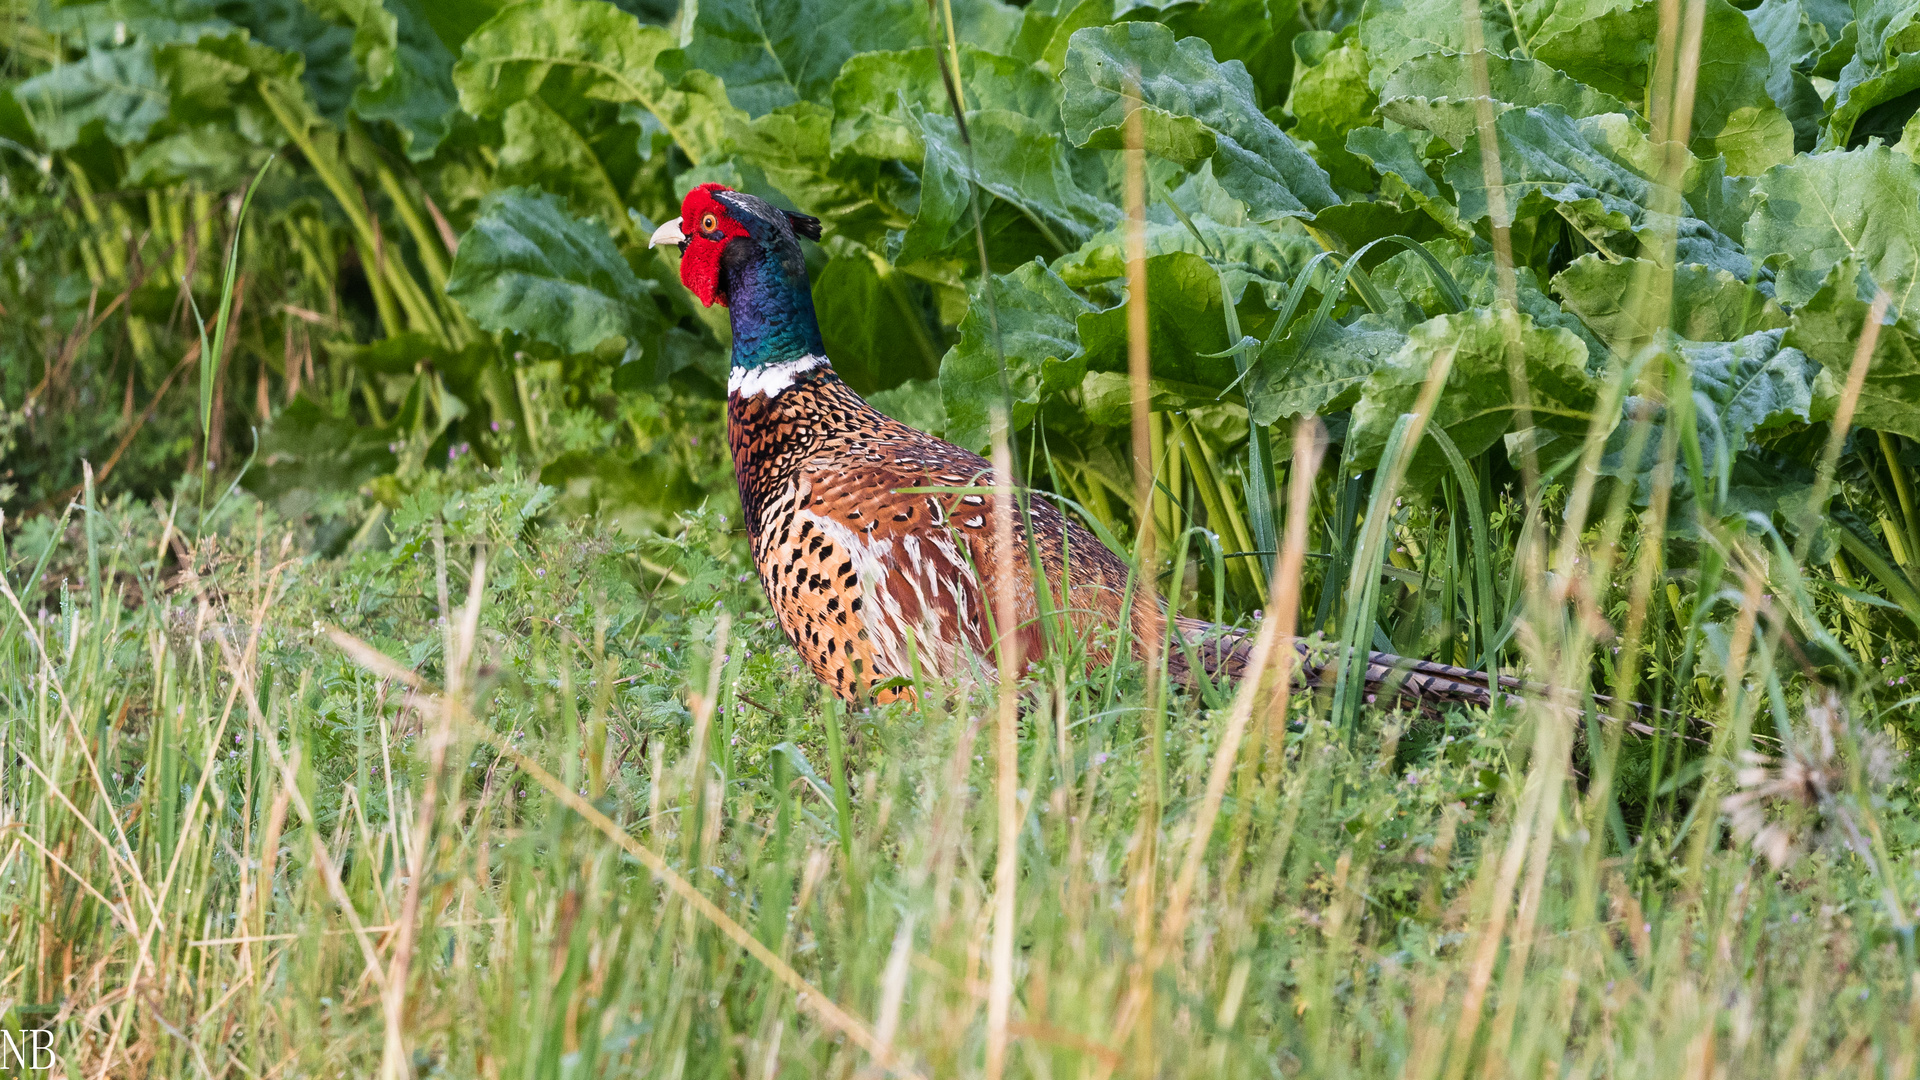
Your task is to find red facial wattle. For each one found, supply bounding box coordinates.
[676,183,749,308]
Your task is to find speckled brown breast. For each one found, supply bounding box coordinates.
[728,368,1148,702]
[726,365,1525,712]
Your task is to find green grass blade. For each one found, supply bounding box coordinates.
[197,156,275,469]
[1426,427,1499,671]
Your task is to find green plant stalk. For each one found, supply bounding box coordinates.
[822,696,856,873]
[368,219,450,345]
[348,236,405,343]
[1426,429,1498,671]
[371,160,472,347]
[1833,524,1920,632]
[1147,411,1169,547]
[1879,432,1920,572]
[64,158,126,284]
[166,191,189,283]
[198,157,274,472]
[373,161,451,293]
[871,250,943,380]
[1188,425,1262,587]
[56,200,107,289]
[344,127,450,346]
[1331,417,1417,739]
[1827,553,1875,660]
[1176,416,1260,598]
[258,85,410,340]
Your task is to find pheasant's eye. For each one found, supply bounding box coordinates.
[701,212,718,233]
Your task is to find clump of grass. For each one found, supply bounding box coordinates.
[4,460,1919,1079]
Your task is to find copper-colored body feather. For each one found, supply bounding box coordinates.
[654,182,1517,713]
[730,364,1511,711]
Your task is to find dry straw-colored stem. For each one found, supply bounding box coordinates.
[321,625,927,1080]
[1123,79,1159,666]
[986,418,1021,1080]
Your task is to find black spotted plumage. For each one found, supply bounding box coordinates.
[654,183,1526,712]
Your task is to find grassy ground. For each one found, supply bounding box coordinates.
[5,466,1920,1079]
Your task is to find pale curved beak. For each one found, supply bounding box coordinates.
[649,218,687,248]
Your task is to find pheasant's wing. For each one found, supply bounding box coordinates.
[761,430,1137,701]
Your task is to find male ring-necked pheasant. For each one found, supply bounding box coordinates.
[649,183,1508,710]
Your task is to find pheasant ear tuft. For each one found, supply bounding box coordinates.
[784,210,822,241]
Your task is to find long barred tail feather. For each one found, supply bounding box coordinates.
[1168,618,1668,734]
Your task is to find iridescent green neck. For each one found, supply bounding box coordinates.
[723,233,825,370]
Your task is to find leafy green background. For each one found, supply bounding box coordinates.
[8,0,1920,629]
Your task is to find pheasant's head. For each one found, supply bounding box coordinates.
[648,183,822,308]
[650,183,827,373]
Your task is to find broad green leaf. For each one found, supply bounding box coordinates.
[40,0,225,44]
[445,186,658,356]
[1533,0,1794,174]
[1598,405,1816,524]
[1823,0,1920,147]
[866,378,949,436]
[341,0,459,160]
[1377,51,1633,150]
[1006,0,1092,63]
[903,108,1117,264]
[1160,0,1299,108]
[126,123,269,185]
[1306,200,1452,252]
[154,29,305,136]
[1080,370,1246,424]
[939,259,1096,451]
[813,244,941,394]
[1246,315,1408,424]
[1054,162,1322,306]
[1599,332,1819,514]
[1346,304,1598,479]
[1551,254,1789,357]
[1371,241,1609,364]
[1682,152,1762,247]
[0,83,34,149]
[1060,22,1338,219]
[949,0,1028,57]
[1746,144,1920,316]
[1077,251,1246,390]
[1355,0,1514,90]
[1344,126,1469,236]
[1283,30,1377,191]
[729,101,910,247]
[14,43,169,148]
[1785,260,1920,441]
[1747,0,1836,150]
[1747,0,1854,72]
[228,0,358,121]
[679,0,922,117]
[251,395,400,512]
[828,46,1060,164]
[1446,106,1751,279]
[454,0,739,165]
[496,97,629,230]
[1683,329,1818,452]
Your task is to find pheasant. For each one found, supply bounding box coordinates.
[649,183,1512,710]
